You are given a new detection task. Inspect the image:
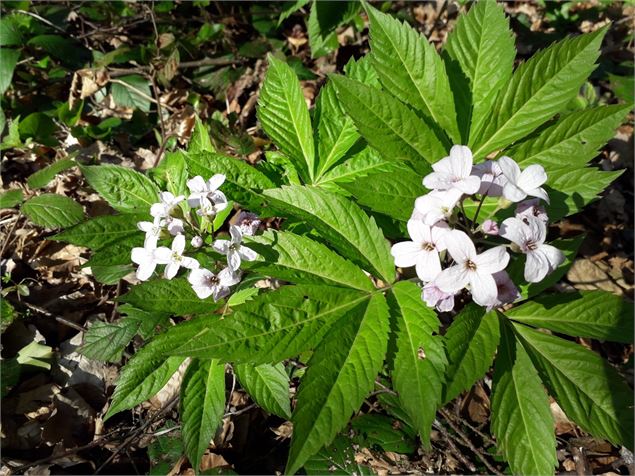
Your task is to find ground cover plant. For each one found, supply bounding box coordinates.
[1,1,633,474]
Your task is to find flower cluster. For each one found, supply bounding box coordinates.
[130,174,260,301]
[391,145,565,312]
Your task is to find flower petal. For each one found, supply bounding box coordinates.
[171,234,186,254]
[499,217,526,246]
[136,261,157,281]
[434,265,470,293]
[207,174,226,192]
[238,246,258,262]
[454,175,481,195]
[212,286,230,302]
[525,250,549,283]
[538,244,565,273]
[469,272,498,307]
[212,239,230,255]
[525,215,547,245]
[449,145,473,177]
[517,164,547,191]
[498,156,521,184]
[407,219,429,243]
[444,229,476,263]
[229,225,243,244]
[137,221,154,232]
[227,249,241,271]
[430,221,450,250]
[527,186,550,204]
[150,203,166,218]
[502,182,527,202]
[218,267,241,286]
[153,246,173,264]
[164,261,180,280]
[131,247,152,266]
[423,172,453,191]
[181,256,200,270]
[187,176,207,193]
[474,246,510,274]
[192,285,214,299]
[391,241,421,268]
[188,268,213,287]
[415,250,442,282]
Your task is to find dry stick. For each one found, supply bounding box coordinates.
[108,78,176,112]
[440,407,496,447]
[438,409,504,476]
[432,419,477,472]
[95,394,180,474]
[0,213,22,258]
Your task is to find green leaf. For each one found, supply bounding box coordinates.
[278,0,311,25]
[51,213,144,250]
[0,48,20,95]
[514,323,634,448]
[388,281,447,447]
[340,163,424,222]
[111,75,152,113]
[491,319,557,476]
[444,0,515,142]
[105,353,186,419]
[303,435,373,475]
[443,305,500,403]
[19,112,57,147]
[118,304,170,340]
[1,298,16,333]
[235,362,291,419]
[188,116,214,154]
[258,54,315,182]
[22,194,84,228]
[27,35,90,68]
[472,28,606,158]
[181,359,226,471]
[307,2,359,58]
[331,75,445,171]
[150,150,189,197]
[246,230,374,291]
[0,15,23,46]
[506,291,634,343]
[165,285,370,364]
[187,152,275,210]
[121,278,225,315]
[0,189,23,209]
[80,164,160,214]
[343,55,380,88]
[286,293,389,474]
[264,185,395,283]
[509,105,631,170]
[79,320,140,363]
[27,158,76,189]
[367,6,460,143]
[351,413,417,454]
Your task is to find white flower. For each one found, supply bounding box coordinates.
[391,219,448,282]
[472,160,507,197]
[187,174,227,208]
[498,156,549,203]
[191,235,204,248]
[131,244,158,281]
[487,271,521,311]
[499,216,564,283]
[516,198,548,223]
[188,267,241,301]
[481,219,499,236]
[414,188,463,225]
[137,217,165,248]
[423,145,481,195]
[196,195,229,218]
[166,217,184,236]
[150,191,185,219]
[212,225,258,271]
[434,230,510,307]
[235,211,261,236]
[421,282,455,312]
[154,234,200,279]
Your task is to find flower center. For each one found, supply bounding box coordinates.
[421,242,435,251]
[206,276,220,286]
[465,259,477,271]
[230,243,240,251]
[171,252,182,262]
[525,240,538,251]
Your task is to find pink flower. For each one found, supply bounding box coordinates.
[472,160,507,197]
[482,219,499,236]
[423,145,481,195]
[422,282,455,312]
[434,230,510,307]
[391,220,449,282]
[498,156,549,203]
[499,216,564,283]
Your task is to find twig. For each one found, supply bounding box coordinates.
[440,407,496,447]
[55,316,87,333]
[152,133,178,167]
[14,9,68,35]
[224,403,256,418]
[432,419,477,472]
[0,213,22,258]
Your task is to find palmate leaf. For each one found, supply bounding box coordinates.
[471,28,606,158]
[51,214,145,250]
[444,0,515,142]
[367,6,460,143]
[165,285,371,364]
[264,185,395,283]
[258,54,315,182]
[316,147,393,189]
[443,304,500,403]
[235,362,292,419]
[246,230,374,291]
[507,290,634,344]
[330,75,446,173]
[491,319,557,476]
[80,164,160,214]
[514,323,635,448]
[509,104,631,170]
[388,282,447,447]
[286,293,389,475]
[181,358,225,471]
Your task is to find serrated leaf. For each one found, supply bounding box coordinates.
[81,164,160,214]
[286,293,389,475]
[1,298,16,332]
[491,319,557,476]
[27,158,76,189]
[303,435,374,475]
[118,304,170,340]
[443,304,500,403]
[351,413,417,454]
[111,74,152,112]
[507,291,633,343]
[0,189,23,209]
[343,55,380,88]
[331,75,445,172]
[472,28,606,158]
[188,116,214,154]
[316,147,393,188]
[51,214,144,250]
[341,163,424,222]
[187,152,274,209]
[166,285,371,364]
[247,230,374,291]
[264,185,395,283]
[181,358,225,471]
[105,354,186,419]
[509,105,631,170]
[22,194,84,228]
[444,0,515,142]
[388,281,447,447]
[235,362,291,419]
[121,278,225,315]
[80,320,140,362]
[258,54,315,182]
[513,323,634,448]
[150,150,189,197]
[367,6,460,143]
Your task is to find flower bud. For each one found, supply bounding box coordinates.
[191,235,204,248]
